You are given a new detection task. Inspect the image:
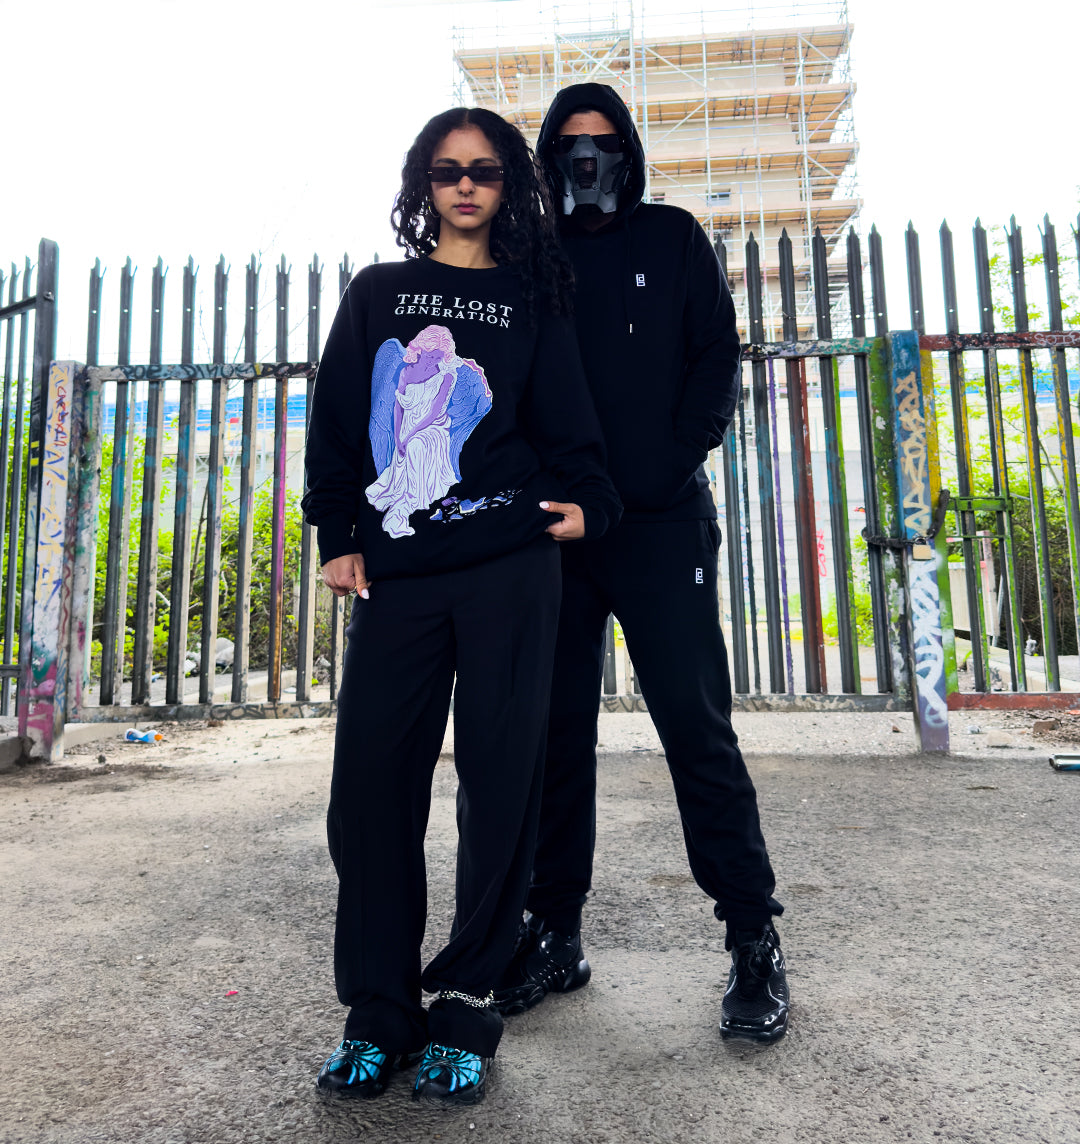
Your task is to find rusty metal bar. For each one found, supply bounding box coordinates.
[766,356,794,693]
[905,222,925,334]
[48,692,919,723]
[1007,218,1058,686]
[165,260,198,705]
[131,259,167,703]
[0,268,17,627]
[166,374,196,705]
[86,258,103,366]
[117,257,134,367]
[0,295,35,321]
[868,225,889,336]
[948,691,1079,711]
[939,222,988,692]
[813,228,858,692]
[213,256,228,362]
[779,229,824,692]
[745,234,784,692]
[232,374,257,704]
[328,254,351,700]
[920,331,1080,352]
[181,256,196,365]
[847,229,891,691]
[89,362,316,381]
[99,260,137,705]
[974,219,1025,688]
[721,409,749,693]
[244,255,258,362]
[603,614,617,694]
[743,337,878,358]
[295,254,321,703]
[736,384,761,692]
[267,257,290,703]
[199,375,227,703]
[75,700,340,723]
[867,338,910,707]
[0,263,25,715]
[1042,216,1080,660]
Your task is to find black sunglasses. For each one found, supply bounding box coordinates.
[552,134,623,155]
[427,165,505,185]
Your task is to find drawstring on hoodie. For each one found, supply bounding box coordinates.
[624,224,635,334]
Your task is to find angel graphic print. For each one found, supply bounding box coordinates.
[365,325,493,538]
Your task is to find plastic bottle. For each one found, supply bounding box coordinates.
[125,728,164,743]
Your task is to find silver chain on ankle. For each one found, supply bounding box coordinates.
[439,988,495,1009]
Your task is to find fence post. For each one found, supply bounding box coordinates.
[65,368,103,720]
[18,361,91,760]
[886,332,950,752]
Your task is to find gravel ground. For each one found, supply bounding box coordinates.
[1,709,1078,1144]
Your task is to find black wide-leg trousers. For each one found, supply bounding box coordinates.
[328,537,561,1058]
[526,518,782,938]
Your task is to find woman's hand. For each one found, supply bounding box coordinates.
[540,500,586,541]
[322,553,370,599]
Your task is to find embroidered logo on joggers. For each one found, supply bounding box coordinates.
[695,568,704,584]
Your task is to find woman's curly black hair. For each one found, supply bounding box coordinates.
[391,107,574,320]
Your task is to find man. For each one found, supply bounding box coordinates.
[494,83,789,1043]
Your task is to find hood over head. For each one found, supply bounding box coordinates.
[537,83,647,228]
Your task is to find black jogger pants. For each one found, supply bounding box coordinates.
[328,536,561,1058]
[526,518,782,938]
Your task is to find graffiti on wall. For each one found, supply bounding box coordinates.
[907,558,949,731]
[23,361,75,759]
[893,368,932,538]
[889,333,949,750]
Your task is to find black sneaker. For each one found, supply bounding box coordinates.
[720,922,790,1043]
[412,1043,491,1106]
[493,919,591,1016]
[316,1038,409,1098]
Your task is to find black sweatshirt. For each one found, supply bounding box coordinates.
[302,258,621,580]
[537,82,744,523]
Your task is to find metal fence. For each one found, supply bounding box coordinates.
[82,255,356,720]
[6,215,1080,761]
[701,217,1080,715]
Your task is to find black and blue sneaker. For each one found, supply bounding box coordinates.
[412,1043,491,1106]
[719,922,790,1043]
[315,1038,411,1098]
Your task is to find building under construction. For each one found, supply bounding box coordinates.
[454,1,859,337]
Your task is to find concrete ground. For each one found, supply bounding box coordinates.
[0,708,1078,1144]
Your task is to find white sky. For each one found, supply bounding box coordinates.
[4,0,1078,360]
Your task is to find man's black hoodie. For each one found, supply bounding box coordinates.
[538,82,742,522]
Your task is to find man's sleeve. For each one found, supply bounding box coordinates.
[301,271,372,565]
[673,218,743,463]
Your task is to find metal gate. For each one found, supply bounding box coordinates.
[9,219,1080,760]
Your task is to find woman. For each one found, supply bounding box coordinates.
[301,107,620,1107]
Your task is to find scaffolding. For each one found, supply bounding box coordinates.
[453,1,860,337]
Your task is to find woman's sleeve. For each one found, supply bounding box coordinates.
[522,312,622,538]
[301,271,372,564]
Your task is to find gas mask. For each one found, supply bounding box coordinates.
[550,133,629,215]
